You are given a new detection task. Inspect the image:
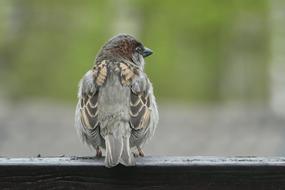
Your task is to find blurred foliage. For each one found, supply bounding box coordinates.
[0,0,269,103]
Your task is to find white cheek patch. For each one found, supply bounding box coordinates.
[132,53,145,70]
[139,55,145,65]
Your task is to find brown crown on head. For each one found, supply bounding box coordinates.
[96,34,143,62]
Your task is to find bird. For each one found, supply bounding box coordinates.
[75,34,159,168]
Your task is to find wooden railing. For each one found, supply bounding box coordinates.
[1,156,285,189]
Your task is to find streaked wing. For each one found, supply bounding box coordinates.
[94,60,108,86]
[79,91,100,135]
[129,86,151,130]
[79,60,108,134]
[119,62,136,86]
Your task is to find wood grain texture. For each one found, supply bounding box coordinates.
[1,156,285,190]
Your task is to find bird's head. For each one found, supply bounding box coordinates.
[96,34,153,67]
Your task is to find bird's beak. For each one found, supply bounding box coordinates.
[143,47,153,57]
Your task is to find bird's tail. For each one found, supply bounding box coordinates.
[104,122,135,168]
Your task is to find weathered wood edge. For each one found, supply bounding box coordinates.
[1,156,285,166]
[1,156,285,190]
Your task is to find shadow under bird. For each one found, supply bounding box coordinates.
[75,34,159,167]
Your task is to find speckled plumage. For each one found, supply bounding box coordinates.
[75,34,159,167]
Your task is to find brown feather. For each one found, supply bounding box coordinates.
[94,60,108,86]
[129,92,151,130]
[119,62,136,86]
[80,87,100,131]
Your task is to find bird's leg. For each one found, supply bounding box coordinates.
[133,152,139,158]
[95,146,102,157]
[137,147,145,157]
[132,147,144,157]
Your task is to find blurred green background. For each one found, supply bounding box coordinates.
[0,0,270,103]
[1,0,285,157]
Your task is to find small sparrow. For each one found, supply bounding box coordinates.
[75,34,159,167]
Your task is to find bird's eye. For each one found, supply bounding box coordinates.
[135,46,142,53]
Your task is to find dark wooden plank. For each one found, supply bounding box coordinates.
[1,156,285,190]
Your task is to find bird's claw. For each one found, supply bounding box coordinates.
[133,147,144,157]
[96,147,102,158]
[133,152,139,158]
[138,147,145,157]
